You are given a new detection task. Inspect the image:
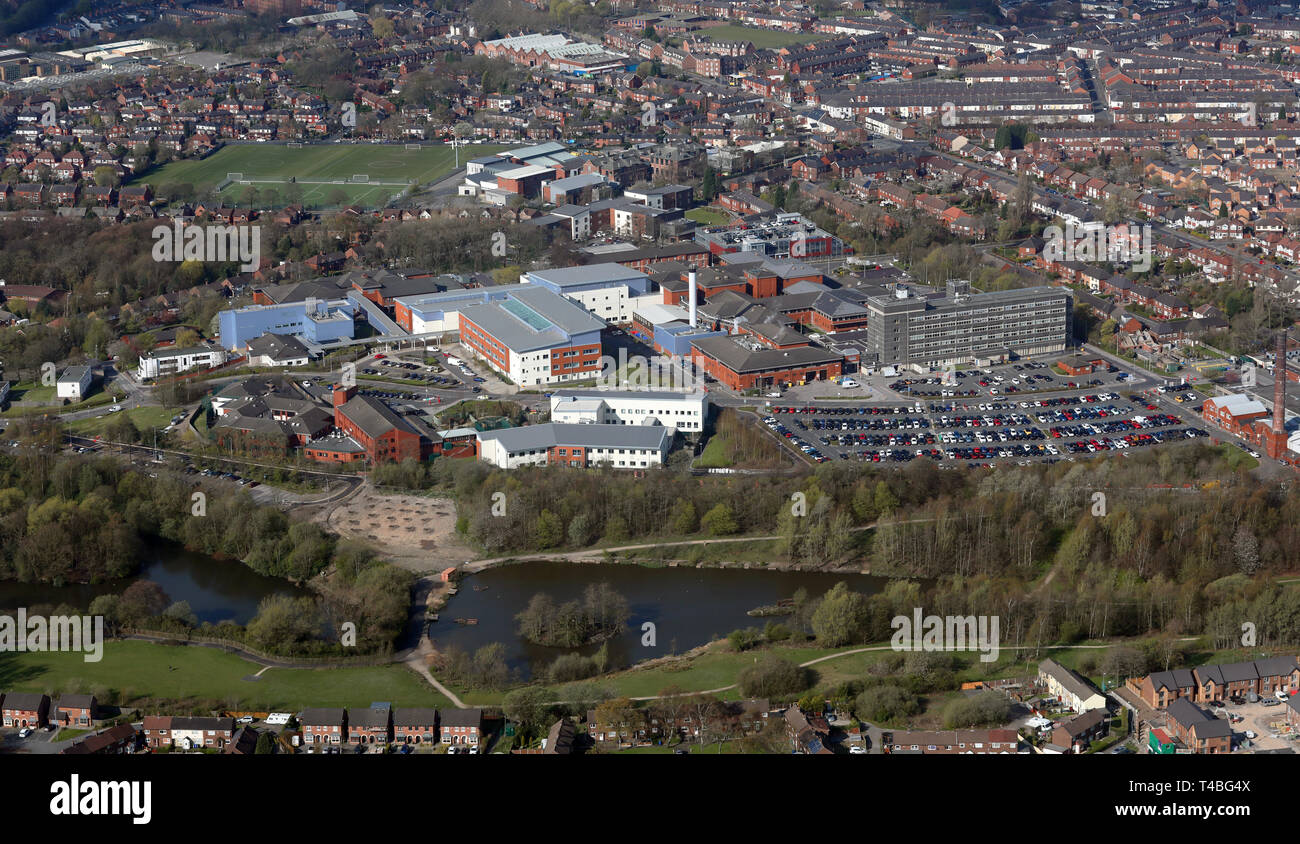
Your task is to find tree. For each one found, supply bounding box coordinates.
[592,697,640,746]
[855,684,919,723]
[92,166,120,188]
[671,498,697,534]
[503,686,559,740]
[737,655,809,699]
[811,581,869,646]
[700,502,738,536]
[534,509,563,549]
[254,732,277,754]
[118,580,170,621]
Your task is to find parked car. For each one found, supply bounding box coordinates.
[17,727,31,738]
[236,715,255,724]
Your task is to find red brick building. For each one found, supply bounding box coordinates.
[690,335,843,390]
[1,692,49,728]
[347,707,392,745]
[332,386,435,464]
[393,708,440,745]
[300,708,347,746]
[439,708,484,747]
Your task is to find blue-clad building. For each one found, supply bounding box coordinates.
[653,321,726,357]
[218,299,356,351]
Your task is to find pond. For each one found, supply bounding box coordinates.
[0,542,317,626]
[430,561,888,678]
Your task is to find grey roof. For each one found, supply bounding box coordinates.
[478,422,670,453]
[690,336,842,374]
[1038,658,1102,702]
[1165,697,1230,739]
[438,708,483,728]
[1,692,48,710]
[1251,656,1299,679]
[299,707,346,727]
[1146,668,1196,692]
[393,707,439,727]
[58,365,91,383]
[524,263,648,289]
[1055,708,1107,737]
[551,388,707,403]
[458,288,606,352]
[347,707,391,728]
[246,332,309,360]
[1195,661,1260,686]
[340,395,420,441]
[171,716,234,731]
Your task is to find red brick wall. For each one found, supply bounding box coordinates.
[548,343,602,377]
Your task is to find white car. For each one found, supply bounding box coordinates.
[108,405,122,412]
[848,745,867,755]
[17,727,31,738]
[236,715,255,724]
[1244,730,1257,740]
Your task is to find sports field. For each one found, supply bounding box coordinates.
[137,142,514,209]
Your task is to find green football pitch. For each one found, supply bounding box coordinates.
[136,142,514,209]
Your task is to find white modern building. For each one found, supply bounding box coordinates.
[521,264,657,325]
[476,423,671,469]
[549,388,709,433]
[137,346,227,380]
[56,365,93,400]
[459,287,607,387]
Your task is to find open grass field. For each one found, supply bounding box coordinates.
[685,207,731,226]
[676,24,826,48]
[136,142,514,209]
[64,405,178,437]
[0,641,453,710]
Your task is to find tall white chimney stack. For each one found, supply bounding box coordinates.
[688,270,698,327]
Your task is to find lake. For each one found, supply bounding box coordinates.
[0,542,317,626]
[430,561,887,677]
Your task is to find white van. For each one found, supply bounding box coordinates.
[266,712,292,726]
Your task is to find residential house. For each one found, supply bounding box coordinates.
[1038,659,1108,712]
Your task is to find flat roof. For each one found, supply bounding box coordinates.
[478,422,670,452]
[523,263,649,289]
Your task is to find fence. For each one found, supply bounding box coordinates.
[119,628,396,667]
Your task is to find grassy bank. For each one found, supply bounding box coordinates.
[0,640,452,710]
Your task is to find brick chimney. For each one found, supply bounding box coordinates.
[1273,331,1286,435]
[332,384,356,411]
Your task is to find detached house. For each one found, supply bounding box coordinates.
[53,694,97,727]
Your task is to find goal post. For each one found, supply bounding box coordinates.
[287,142,304,149]
[226,172,244,181]
[351,174,369,183]
[404,142,421,150]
